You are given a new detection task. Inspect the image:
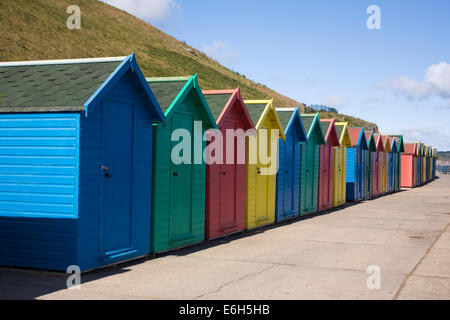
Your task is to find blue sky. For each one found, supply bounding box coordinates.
[101,0,450,150]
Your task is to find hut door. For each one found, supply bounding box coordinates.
[255,129,269,220]
[338,148,344,200]
[305,142,315,210]
[283,132,294,215]
[220,119,238,230]
[100,100,134,257]
[324,146,331,206]
[169,113,194,243]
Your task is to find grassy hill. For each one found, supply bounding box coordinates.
[0,0,378,131]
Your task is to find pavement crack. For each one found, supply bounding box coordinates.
[193,265,275,300]
[393,222,449,300]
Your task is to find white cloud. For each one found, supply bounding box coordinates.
[379,77,432,101]
[203,41,239,65]
[425,62,450,98]
[100,0,179,22]
[379,62,450,101]
[401,127,450,151]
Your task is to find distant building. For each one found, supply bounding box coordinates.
[310,104,339,114]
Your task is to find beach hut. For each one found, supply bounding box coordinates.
[333,122,352,207]
[388,138,398,193]
[432,148,437,179]
[364,131,376,199]
[203,88,255,239]
[401,143,417,188]
[389,135,404,192]
[346,128,368,201]
[415,143,422,186]
[299,114,326,215]
[317,119,340,212]
[147,75,217,253]
[423,145,428,183]
[421,143,426,185]
[275,107,307,221]
[373,134,384,197]
[428,146,431,181]
[380,135,391,194]
[0,54,166,271]
[244,99,285,229]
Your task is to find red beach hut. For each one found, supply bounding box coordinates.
[318,119,340,212]
[401,143,417,188]
[373,134,385,198]
[203,88,256,239]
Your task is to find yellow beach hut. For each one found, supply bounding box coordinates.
[244,99,285,230]
[333,122,352,207]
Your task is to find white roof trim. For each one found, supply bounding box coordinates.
[275,108,296,112]
[0,57,127,67]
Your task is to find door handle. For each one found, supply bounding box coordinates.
[104,173,111,178]
[222,172,226,175]
[101,165,110,171]
[173,172,178,176]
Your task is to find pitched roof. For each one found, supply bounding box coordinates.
[365,131,376,151]
[335,122,352,147]
[203,93,232,120]
[391,138,398,153]
[275,107,307,142]
[404,143,417,155]
[348,127,368,149]
[299,113,326,145]
[202,88,255,131]
[245,102,267,126]
[0,57,125,112]
[320,119,340,147]
[388,134,405,152]
[276,108,296,132]
[300,114,316,133]
[373,134,385,152]
[146,77,190,113]
[244,99,285,140]
[381,135,391,153]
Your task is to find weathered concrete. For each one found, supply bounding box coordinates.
[1,175,449,300]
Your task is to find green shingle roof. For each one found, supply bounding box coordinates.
[0,60,123,112]
[335,124,344,140]
[146,77,189,113]
[204,93,232,121]
[320,121,331,136]
[275,109,295,132]
[245,103,267,125]
[300,114,316,134]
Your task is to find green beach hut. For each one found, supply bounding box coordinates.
[389,134,404,192]
[147,75,217,253]
[299,114,326,216]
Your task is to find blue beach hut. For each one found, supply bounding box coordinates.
[0,54,165,271]
[346,128,368,201]
[275,107,307,222]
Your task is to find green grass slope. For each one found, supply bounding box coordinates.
[0,0,378,131]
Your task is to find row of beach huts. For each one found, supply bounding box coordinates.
[0,54,437,272]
